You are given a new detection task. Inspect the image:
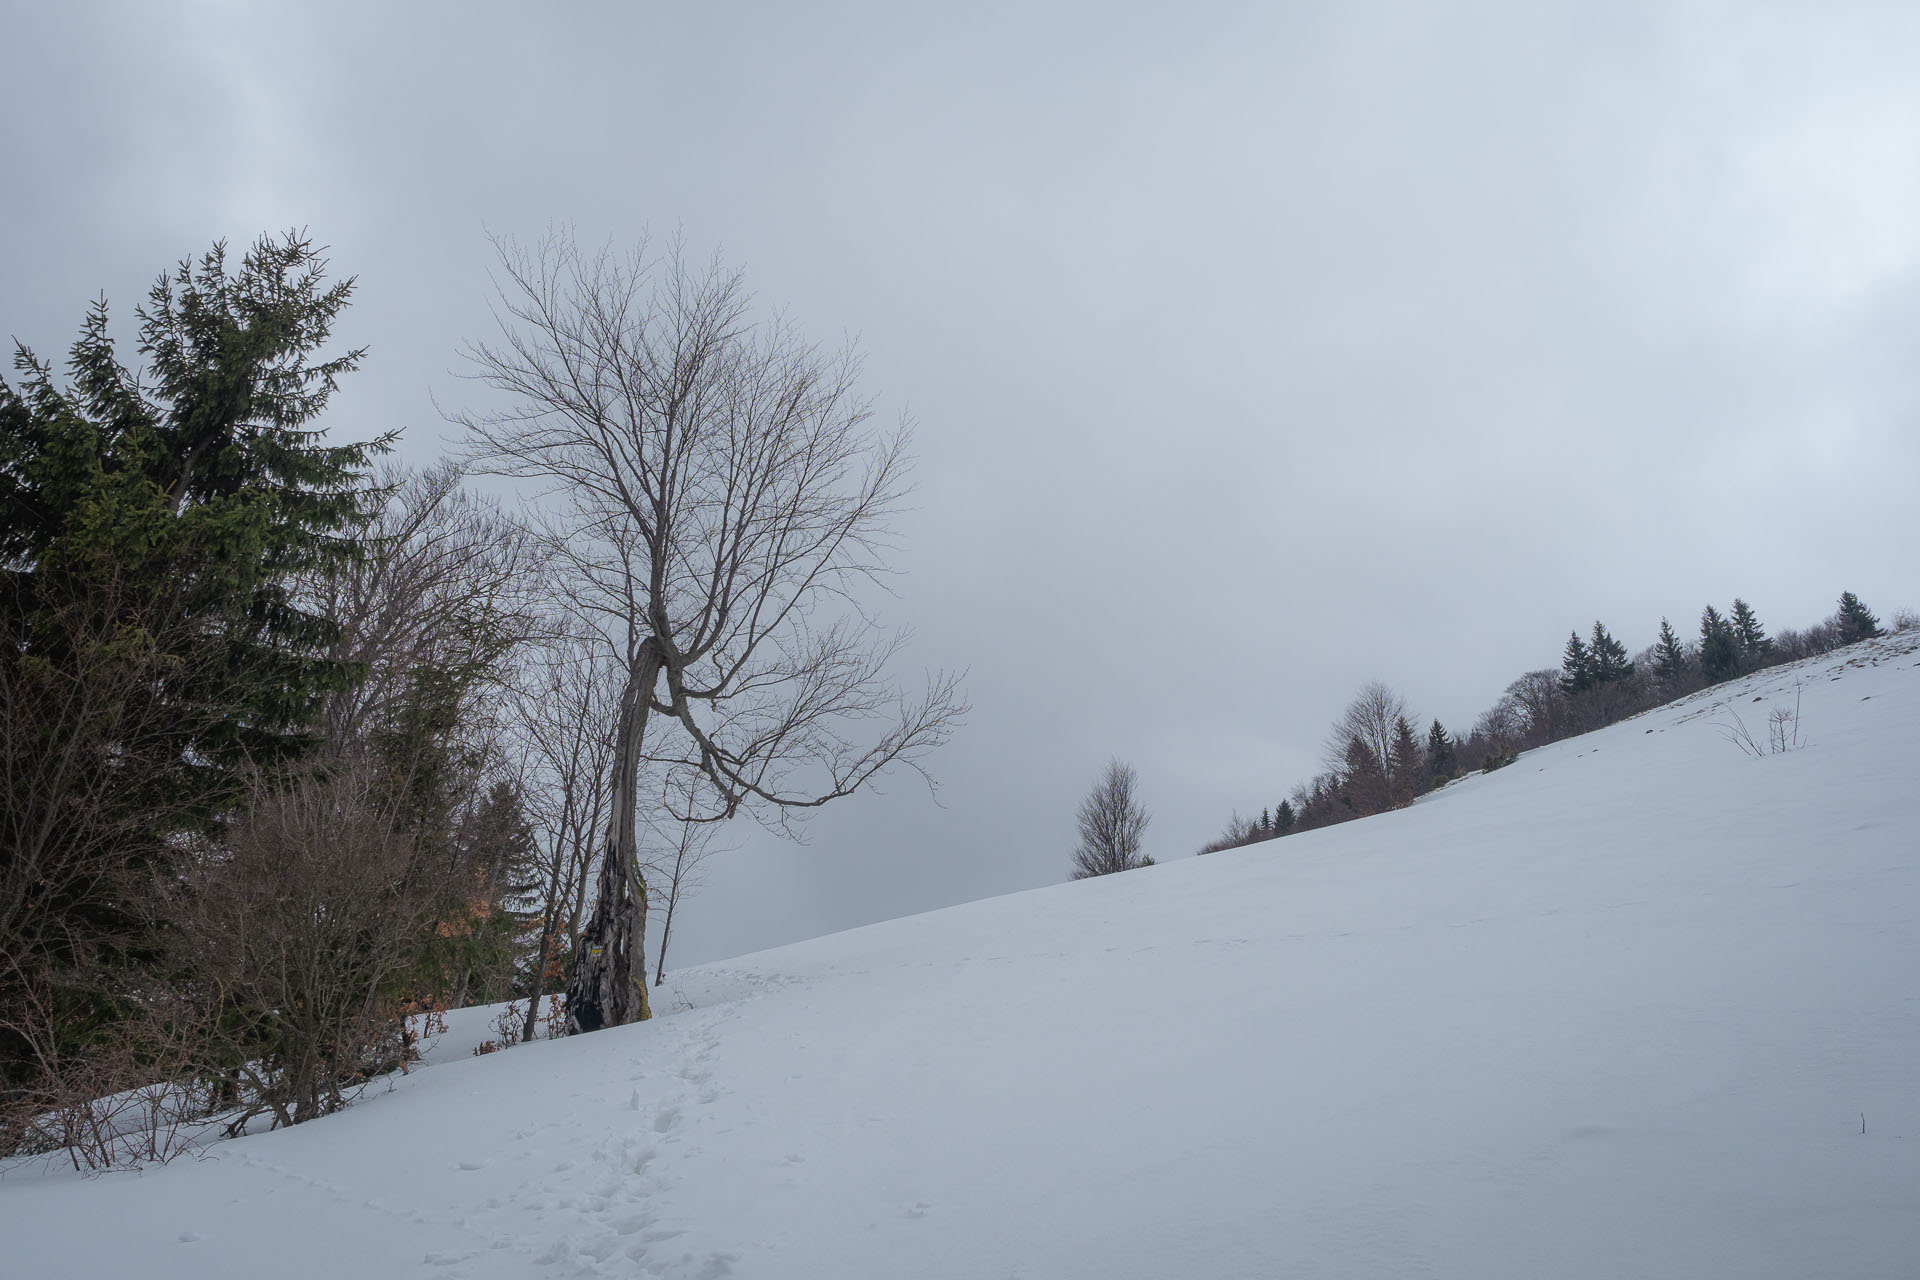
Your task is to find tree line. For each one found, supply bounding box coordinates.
[1198,591,1898,855]
[1,229,961,1165]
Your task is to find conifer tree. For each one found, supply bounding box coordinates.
[1559,630,1593,694]
[1588,621,1634,685]
[1388,715,1424,805]
[1425,719,1456,783]
[1653,617,1689,687]
[1699,605,1741,683]
[1729,598,1772,667]
[1273,800,1295,836]
[1834,591,1882,644]
[1,232,383,1101]
[3,232,384,768]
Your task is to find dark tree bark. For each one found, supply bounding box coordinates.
[565,642,662,1033]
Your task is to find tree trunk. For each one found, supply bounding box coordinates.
[522,841,569,1043]
[565,640,661,1034]
[653,889,677,987]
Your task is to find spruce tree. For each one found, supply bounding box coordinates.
[1426,719,1456,783]
[1699,605,1741,683]
[4,232,385,768]
[0,234,383,1093]
[1559,630,1593,695]
[1589,621,1634,685]
[1834,591,1882,644]
[1729,598,1772,667]
[1388,714,1424,804]
[1273,800,1295,836]
[1653,616,1689,687]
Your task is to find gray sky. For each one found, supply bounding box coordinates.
[7,2,1918,967]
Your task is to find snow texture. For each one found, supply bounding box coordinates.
[5,635,1918,1278]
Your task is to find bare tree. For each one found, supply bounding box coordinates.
[457,230,965,1033]
[163,762,448,1131]
[1324,681,1412,794]
[643,772,733,986]
[303,461,547,1014]
[308,461,539,751]
[1196,810,1263,855]
[507,627,619,1042]
[1070,759,1153,879]
[1471,698,1524,756]
[1502,669,1567,745]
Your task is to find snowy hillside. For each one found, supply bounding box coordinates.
[5,636,1918,1279]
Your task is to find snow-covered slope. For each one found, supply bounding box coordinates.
[6,636,1919,1279]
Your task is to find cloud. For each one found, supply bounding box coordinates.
[7,1,1917,965]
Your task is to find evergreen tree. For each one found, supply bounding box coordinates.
[441,778,542,1007]
[1653,617,1689,687]
[1425,719,1456,783]
[1729,598,1772,667]
[0,233,383,1096]
[1273,800,1295,836]
[1559,630,1593,694]
[1258,806,1271,834]
[1388,714,1424,805]
[1588,621,1634,684]
[1834,591,1882,644]
[3,232,385,769]
[1699,605,1741,683]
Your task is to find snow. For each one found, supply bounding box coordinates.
[6,635,1919,1278]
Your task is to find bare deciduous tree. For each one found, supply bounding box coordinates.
[164,764,443,1131]
[308,461,538,751]
[1070,759,1153,879]
[1324,681,1412,793]
[508,627,619,1042]
[1196,810,1264,855]
[457,230,965,1034]
[643,772,733,986]
[1501,669,1567,746]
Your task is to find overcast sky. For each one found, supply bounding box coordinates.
[7,2,1918,967]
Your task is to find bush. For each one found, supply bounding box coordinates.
[162,764,445,1131]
